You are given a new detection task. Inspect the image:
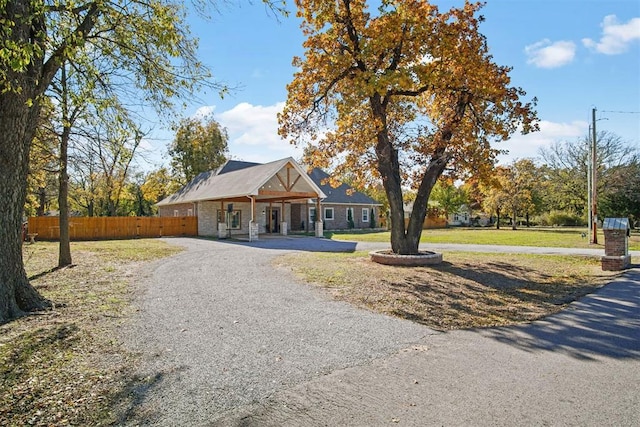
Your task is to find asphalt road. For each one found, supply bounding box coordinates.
[122,237,640,426]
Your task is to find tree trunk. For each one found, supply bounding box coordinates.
[1,0,99,322]
[58,65,72,267]
[1,0,54,322]
[370,93,455,255]
[496,208,501,229]
[58,126,72,267]
[37,187,47,216]
[0,80,51,323]
[512,210,517,230]
[370,95,418,254]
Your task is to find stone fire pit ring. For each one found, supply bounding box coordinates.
[369,250,443,266]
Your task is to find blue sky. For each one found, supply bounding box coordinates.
[141,0,640,169]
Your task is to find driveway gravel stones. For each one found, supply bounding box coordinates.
[121,237,640,426]
[121,237,433,425]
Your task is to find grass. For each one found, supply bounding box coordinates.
[0,239,183,426]
[327,227,640,250]
[275,250,622,330]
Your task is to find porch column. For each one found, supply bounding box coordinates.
[280,200,287,235]
[249,196,258,241]
[218,200,227,239]
[315,197,323,238]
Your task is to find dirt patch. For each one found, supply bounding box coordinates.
[276,251,620,330]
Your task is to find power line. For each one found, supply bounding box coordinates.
[600,110,640,114]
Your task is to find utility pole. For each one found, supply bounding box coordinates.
[587,137,592,240]
[591,107,598,244]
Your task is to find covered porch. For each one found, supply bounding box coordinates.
[156,158,327,241]
[199,194,324,241]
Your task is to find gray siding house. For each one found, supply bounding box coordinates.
[156,158,381,239]
[293,168,380,232]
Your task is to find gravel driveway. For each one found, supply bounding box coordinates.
[121,237,433,425]
[121,237,640,426]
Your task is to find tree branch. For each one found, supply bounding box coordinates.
[39,2,101,95]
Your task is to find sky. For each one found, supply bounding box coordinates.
[140,0,640,170]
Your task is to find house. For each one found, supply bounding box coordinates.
[447,204,492,227]
[302,168,381,231]
[156,157,381,239]
[448,204,472,226]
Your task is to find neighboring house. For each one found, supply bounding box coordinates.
[448,204,471,226]
[156,157,381,238]
[447,204,491,227]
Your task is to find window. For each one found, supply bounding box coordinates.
[309,207,317,223]
[217,209,241,229]
[346,207,354,221]
[362,208,369,222]
[173,210,179,217]
[324,207,334,221]
[187,208,193,217]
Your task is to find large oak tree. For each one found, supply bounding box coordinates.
[0,0,229,322]
[279,0,538,254]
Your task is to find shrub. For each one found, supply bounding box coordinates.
[537,210,586,227]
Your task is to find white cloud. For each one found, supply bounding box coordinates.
[525,39,576,68]
[582,15,640,55]
[193,105,216,119]
[497,119,588,164]
[138,137,154,152]
[217,102,303,162]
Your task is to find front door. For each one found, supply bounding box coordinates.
[267,208,279,233]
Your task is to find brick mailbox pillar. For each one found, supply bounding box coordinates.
[601,217,631,271]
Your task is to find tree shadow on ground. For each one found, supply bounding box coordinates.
[370,262,639,361]
[475,268,640,361]
[379,260,602,330]
[393,263,640,360]
[112,366,188,425]
[468,266,640,360]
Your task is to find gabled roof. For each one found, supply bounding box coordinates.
[219,160,260,174]
[309,168,381,205]
[156,158,326,206]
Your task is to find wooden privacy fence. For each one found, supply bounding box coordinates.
[404,216,447,230]
[28,216,198,241]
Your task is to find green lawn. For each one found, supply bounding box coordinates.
[328,227,640,251]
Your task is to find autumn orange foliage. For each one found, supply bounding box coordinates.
[279,0,538,254]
